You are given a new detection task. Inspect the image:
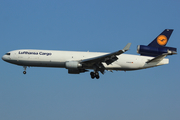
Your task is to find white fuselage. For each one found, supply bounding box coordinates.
[2,49,169,71]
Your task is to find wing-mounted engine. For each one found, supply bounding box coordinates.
[65,61,88,74]
[137,45,177,56]
[65,61,82,69]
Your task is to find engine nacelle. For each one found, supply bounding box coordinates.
[65,61,82,69]
[137,45,177,56]
[68,69,88,74]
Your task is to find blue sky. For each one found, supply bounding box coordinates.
[0,0,180,120]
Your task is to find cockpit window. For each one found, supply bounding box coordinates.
[5,53,10,55]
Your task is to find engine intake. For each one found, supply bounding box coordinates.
[65,61,82,69]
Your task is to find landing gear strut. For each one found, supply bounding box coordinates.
[23,66,27,74]
[90,72,100,79]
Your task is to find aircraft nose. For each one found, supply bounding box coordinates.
[2,55,7,61]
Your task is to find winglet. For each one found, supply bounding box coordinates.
[123,43,131,52]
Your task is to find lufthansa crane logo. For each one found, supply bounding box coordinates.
[157,35,167,46]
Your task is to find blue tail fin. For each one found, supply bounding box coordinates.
[148,29,173,48]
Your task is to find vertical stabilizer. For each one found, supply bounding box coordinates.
[148,29,173,48]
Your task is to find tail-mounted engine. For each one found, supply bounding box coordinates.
[137,45,177,56]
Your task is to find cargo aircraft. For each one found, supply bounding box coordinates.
[2,29,177,79]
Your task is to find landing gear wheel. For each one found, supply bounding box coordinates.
[23,66,27,74]
[90,72,100,79]
[95,75,100,79]
[95,72,100,79]
[23,71,26,74]
[90,72,95,79]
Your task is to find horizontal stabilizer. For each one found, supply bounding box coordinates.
[146,50,177,63]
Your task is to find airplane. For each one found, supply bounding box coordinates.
[2,29,177,79]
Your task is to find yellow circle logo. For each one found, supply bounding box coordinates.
[157,35,167,46]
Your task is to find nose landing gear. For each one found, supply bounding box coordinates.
[23,66,27,74]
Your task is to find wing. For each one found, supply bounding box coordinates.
[81,43,131,65]
[80,43,131,73]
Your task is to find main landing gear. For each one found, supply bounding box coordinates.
[23,66,27,74]
[90,72,100,79]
